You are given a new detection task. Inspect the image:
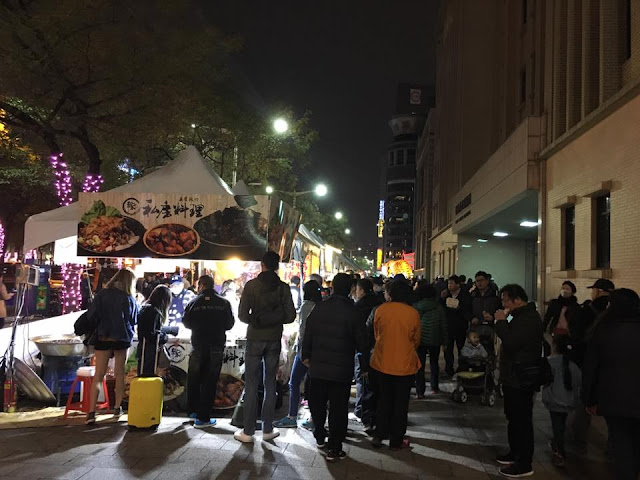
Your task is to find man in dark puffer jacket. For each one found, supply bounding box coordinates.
[302,273,369,461]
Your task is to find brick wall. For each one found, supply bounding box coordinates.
[545,93,640,302]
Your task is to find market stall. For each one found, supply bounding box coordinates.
[5,146,302,413]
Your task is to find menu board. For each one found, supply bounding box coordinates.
[77,193,272,261]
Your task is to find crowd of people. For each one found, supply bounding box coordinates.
[79,256,639,479]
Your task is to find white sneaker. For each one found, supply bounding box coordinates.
[262,428,280,441]
[234,429,254,443]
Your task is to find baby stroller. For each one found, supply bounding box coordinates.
[451,323,497,406]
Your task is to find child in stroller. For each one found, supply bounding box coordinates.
[452,327,497,406]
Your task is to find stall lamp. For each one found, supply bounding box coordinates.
[493,232,509,237]
[477,239,489,243]
[520,220,540,227]
[461,244,472,248]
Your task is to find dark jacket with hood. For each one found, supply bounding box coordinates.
[136,304,168,375]
[414,298,448,347]
[301,294,369,383]
[543,295,579,334]
[238,270,296,342]
[183,288,235,349]
[494,302,544,389]
[355,292,383,327]
[470,286,502,323]
[582,310,640,418]
[569,295,609,368]
[89,287,138,344]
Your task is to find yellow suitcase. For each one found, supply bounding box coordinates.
[128,338,163,430]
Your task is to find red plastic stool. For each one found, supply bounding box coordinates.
[64,366,110,418]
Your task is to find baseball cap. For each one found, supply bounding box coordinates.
[170,275,183,285]
[587,279,615,291]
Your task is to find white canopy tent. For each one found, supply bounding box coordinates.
[24,146,233,251]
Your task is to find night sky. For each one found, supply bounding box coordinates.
[212,1,439,245]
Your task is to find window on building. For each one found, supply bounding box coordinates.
[563,206,575,270]
[396,149,405,165]
[625,0,632,60]
[595,194,611,269]
[520,69,527,104]
[407,149,416,165]
[522,0,527,24]
[388,151,395,166]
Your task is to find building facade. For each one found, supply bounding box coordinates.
[417,0,640,302]
[382,84,432,263]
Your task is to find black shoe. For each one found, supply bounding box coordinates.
[85,412,96,425]
[499,464,533,478]
[371,437,383,449]
[551,453,566,468]
[496,452,515,465]
[326,450,347,462]
[364,425,375,436]
[316,438,327,449]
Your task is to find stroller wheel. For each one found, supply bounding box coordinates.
[452,390,460,402]
[460,391,468,404]
[488,393,496,407]
[480,394,487,405]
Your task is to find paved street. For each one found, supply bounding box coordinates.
[0,381,614,480]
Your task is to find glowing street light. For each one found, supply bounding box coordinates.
[345,228,351,235]
[315,183,328,197]
[265,183,329,208]
[265,186,274,194]
[335,211,344,220]
[273,118,289,134]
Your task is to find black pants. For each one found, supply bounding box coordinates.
[444,333,465,375]
[503,385,535,468]
[354,353,375,427]
[308,377,351,452]
[187,346,224,422]
[605,416,640,480]
[416,345,441,394]
[371,368,413,447]
[549,411,568,456]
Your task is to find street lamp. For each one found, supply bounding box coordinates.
[273,118,289,134]
[264,183,328,209]
[345,228,351,235]
[334,211,343,220]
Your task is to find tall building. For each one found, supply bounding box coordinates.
[415,0,640,301]
[382,84,433,263]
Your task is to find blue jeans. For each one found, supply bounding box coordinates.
[243,340,281,435]
[288,355,308,417]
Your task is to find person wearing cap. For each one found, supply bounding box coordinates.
[168,274,196,327]
[569,278,614,454]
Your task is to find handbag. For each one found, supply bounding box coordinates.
[515,345,554,391]
[74,310,99,346]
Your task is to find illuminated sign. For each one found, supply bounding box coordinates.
[376,248,383,270]
[377,219,384,239]
[378,200,385,220]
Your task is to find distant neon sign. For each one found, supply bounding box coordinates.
[379,200,385,220]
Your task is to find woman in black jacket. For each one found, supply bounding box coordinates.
[583,288,640,480]
[543,281,578,335]
[137,285,172,376]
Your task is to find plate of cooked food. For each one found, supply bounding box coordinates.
[143,223,200,257]
[194,206,268,248]
[78,201,144,254]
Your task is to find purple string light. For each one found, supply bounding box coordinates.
[0,222,4,258]
[61,263,82,314]
[50,154,74,206]
[82,173,104,193]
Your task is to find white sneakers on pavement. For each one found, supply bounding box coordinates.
[262,428,281,441]
[234,429,254,443]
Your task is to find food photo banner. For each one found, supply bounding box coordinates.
[76,192,299,261]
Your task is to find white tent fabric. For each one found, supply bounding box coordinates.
[231,180,251,196]
[24,146,233,250]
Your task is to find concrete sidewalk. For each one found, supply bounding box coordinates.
[0,382,613,479]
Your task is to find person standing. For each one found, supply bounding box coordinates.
[289,275,302,310]
[136,285,172,376]
[0,274,15,329]
[542,334,581,468]
[543,281,578,336]
[369,281,421,450]
[470,271,501,326]
[494,284,544,478]
[167,275,196,326]
[582,288,640,480]
[353,278,383,428]
[570,278,614,453]
[441,275,472,376]
[235,251,296,443]
[86,268,138,425]
[301,273,369,461]
[273,280,322,428]
[183,275,234,428]
[413,283,448,396]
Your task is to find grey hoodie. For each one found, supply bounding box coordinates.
[542,354,582,412]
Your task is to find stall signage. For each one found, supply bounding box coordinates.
[77,192,278,261]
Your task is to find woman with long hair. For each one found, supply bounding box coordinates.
[86,268,138,424]
[137,285,172,376]
[273,280,323,428]
[543,281,578,335]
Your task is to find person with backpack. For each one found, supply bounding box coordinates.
[542,335,582,468]
[413,282,448,396]
[234,251,296,443]
[136,285,172,377]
